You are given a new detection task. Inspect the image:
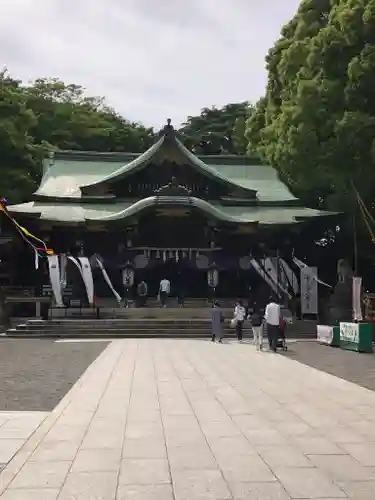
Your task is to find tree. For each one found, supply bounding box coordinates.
[24,78,156,152]
[0,73,156,203]
[246,0,375,264]
[179,102,252,154]
[0,71,47,202]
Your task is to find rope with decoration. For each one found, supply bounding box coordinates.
[0,198,54,257]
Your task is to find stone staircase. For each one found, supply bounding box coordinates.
[5,308,317,339]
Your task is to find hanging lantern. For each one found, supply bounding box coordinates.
[163,250,167,262]
[207,264,219,289]
[122,262,135,288]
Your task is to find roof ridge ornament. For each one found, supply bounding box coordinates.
[154,176,191,196]
[159,118,175,138]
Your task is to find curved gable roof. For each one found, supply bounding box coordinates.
[79,125,257,196]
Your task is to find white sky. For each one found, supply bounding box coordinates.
[0,0,301,128]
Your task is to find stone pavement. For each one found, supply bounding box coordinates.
[0,413,48,471]
[1,339,375,499]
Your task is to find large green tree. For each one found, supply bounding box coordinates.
[246,0,375,261]
[0,71,48,202]
[0,74,156,203]
[179,102,252,154]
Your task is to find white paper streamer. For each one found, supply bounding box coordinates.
[95,256,122,303]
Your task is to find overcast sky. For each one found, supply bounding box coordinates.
[1,0,300,128]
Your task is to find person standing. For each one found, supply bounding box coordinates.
[234,299,246,342]
[159,277,170,307]
[137,280,148,307]
[265,296,281,352]
[251,301,263,351]
[211,301,224,343]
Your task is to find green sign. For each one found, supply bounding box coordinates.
[340,322,373,353]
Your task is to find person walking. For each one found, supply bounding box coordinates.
[211,301,224,343]
[159,277,170,307]
[264,296,281,352]
[234,299,246,342]
[251,301,263,351]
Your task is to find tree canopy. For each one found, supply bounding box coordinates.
[246,0,375,262]
[0,72,156,203]
[179,102,253,154]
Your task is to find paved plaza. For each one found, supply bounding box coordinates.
[1,339,375,499]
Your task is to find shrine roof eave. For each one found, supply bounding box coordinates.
[7,199,339,226]
[79,131,257,197]
[84,196,258,224]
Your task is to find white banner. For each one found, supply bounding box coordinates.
[317,325,333,345]
[293,257,331,288]
[340,322,359,344]
[78,257,94,306]
[280,259,299,294]
[301,266,318,315]
[261,258,292,298]
[352,277,363,321]
[47,255,63,307]
[251,259,280,297]
[94,256,122,303]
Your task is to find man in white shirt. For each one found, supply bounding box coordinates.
[264,296,281,352]
[159,278,171,307]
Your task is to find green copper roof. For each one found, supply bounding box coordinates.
[9,199,332,226]
[36,156,296,202]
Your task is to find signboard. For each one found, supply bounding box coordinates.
[340,322,373,353]
[317,325,334,345]
[340,322,359,344]
[301,266,318,315]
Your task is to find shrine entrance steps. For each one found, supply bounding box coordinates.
[6,307,317,339]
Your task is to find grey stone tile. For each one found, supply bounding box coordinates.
[0,490,60,500]
[274,467,347,498]
[125,421,164,439]
[217,455,276,483]
[81,429,123,450]
[9,461,71,489]
[292,436,347,455]
[243,429,288,446]
[307,454,375,481]
[338,480,375,500]
[0,439,25,463]
[339,443,375,466]
[119,458,170,484]
[58,471,117,500]
[117,483,174,500]
[71,449,121,472]
[167,445,217,470]
[257,445,314,468]
[172,469,232,500]
[229,481,292,499]
[208,436,257,458]
[30,440,79,462]
[122,438,167,458]
[44,424,87,442]
[200,420,242,438]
